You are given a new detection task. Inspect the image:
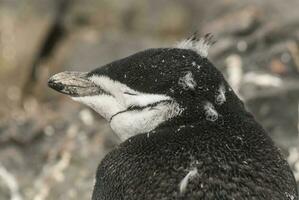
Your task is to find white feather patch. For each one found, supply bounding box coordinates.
[110,101,183,140]
[215,84,226,105]
[72,95,125,120]
[178,71,197,90]
[179,168,198,194]
[204,102,218,122]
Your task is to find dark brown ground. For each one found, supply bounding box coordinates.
[0,0,299,199]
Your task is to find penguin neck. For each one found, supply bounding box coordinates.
[156,100,252,133]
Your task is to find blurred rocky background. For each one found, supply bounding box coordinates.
[0,0,299,199]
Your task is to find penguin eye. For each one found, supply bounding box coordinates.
[124,92,137,96]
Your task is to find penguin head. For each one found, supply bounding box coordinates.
[48,34,242,140]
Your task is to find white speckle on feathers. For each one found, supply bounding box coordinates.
[204,102,218,122]
[178,71,197,90]
[191,61,201,70]
[285,192,295,200]
[179,168,198,194]
[176,33,214,58]
[216,84,226,105]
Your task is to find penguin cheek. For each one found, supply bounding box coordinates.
[72,95,125,121]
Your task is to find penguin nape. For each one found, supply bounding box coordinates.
[48,33,298,200]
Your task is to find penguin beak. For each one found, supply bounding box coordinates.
[48,71,103,97]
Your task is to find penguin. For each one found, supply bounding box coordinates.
[48,33,298,200]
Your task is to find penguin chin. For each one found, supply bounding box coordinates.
[71,94,125,121]
[109,101,182,141]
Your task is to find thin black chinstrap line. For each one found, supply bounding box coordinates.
[109,99,173,122]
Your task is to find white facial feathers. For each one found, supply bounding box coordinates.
[73,75,182,140]
[72,95,124,120]
[111,101,183,141]
[176,33,215,58]
[89,75,171,108]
